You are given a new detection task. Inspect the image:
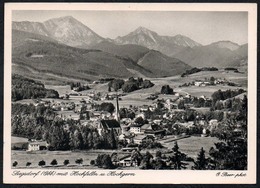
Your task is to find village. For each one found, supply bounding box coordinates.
[25,85,218,150]
[11,73,247,170]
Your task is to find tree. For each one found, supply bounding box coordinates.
[86,132,94,149]
[107,129,117,149]
[208,131,247,170]
[141,80,154,88]
[63,159,70,166]
[38,160,46,167]
[210,76,215,84]
[95,154,114,169]
[161,85,173,94]
[92,131,102,149]
[69,132,75,150]
[193,147,208,170]
[131,150,143,166]
[26,162,32,167]
[169,141,188,170]
[152,150,167,169]
[12,161,18,167]
[178,100,185,109]
[122,82,139,93]
[74,130,84,149]
[90,160,95,166]
[75,158,83,165]
[140,151,153,169]
[108,79,125,91]
[134,116,146,126]
[50,159,58,166]
[99,103,115,114]
[47,119,70,150]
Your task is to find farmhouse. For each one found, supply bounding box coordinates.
[194,80,203,86]
[133,134,155,144]
[27,141,48,151]
[118,155,136,167]
[129,124,142,134]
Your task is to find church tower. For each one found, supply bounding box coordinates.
[115,95,127,135]
[115,95,120,122]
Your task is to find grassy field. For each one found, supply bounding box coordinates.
[166,136,221,158]
[11,136,220,169]
[38,70,248,108]
[11,150,110,168]
[11,136,28,143]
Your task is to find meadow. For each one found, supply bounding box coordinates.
[166,136,221,158]
[11,136,220,169]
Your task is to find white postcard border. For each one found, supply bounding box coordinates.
[3,3,257,184]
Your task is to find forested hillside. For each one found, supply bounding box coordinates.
[12,74,59,101]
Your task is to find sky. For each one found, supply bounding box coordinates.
[12,10,248,45]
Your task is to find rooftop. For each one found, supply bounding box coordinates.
[100,119,121,129]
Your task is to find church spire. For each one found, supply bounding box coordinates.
[115,95,120,122]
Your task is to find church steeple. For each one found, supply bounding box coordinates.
[115,95,120,122]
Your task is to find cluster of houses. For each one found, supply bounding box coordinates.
[25,86,222,152]
[181,78,238,88]
[194,78,233,87]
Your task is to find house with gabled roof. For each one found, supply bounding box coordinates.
[129,124,142,134]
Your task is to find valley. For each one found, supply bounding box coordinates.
[11,15,248,171]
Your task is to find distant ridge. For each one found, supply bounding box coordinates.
[12,16,247,78]
[115,26,202,56]
[174,41,248,68]
[13,16,104,48]
[12,29,191,83]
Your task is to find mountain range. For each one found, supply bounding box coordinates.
[114,26,201,57]
[12,29,191,83]
[12,16,248,83]
[13,16,104,48]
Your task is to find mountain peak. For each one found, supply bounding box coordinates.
[44,15,80,25]
[136,26,150,31]
[133,26,155,35]
[14,16,104,47]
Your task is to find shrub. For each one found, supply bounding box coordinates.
[50,159,58,166]
[181,67,201,77]
[141,80,154,88]
[108,79,125,91]
[63,159,70,166]
[26,162,31,167]
[75,158,83,165]
[95,154,114,169]
[122,82,139,93]
[12,161,18,167]
[90,160,95,166]
[96,102,115,114]
[161,85,173,94]
[224,67,238,71]
[38,160,46,166]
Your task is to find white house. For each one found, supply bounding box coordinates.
[129,124,142,134]
[27,141,47,151]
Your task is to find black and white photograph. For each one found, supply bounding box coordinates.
[4,3,257,184]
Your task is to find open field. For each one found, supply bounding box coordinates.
[45,85,71,95]
[11,136,28,143]
[166,136,221,158]
[21,70,246,108]
[11,150,111,168]
[12,136,220,169]
[14,69,248,121]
